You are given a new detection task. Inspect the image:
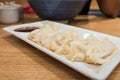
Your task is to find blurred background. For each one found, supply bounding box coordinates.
[0,0,27,5]
[0,0,99,10]
[0,0,101,22]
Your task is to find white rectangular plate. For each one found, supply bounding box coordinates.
[3,20,120,80]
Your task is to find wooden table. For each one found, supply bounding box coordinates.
[0,14,120,80]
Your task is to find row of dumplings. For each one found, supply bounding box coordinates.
[28,23,118,64]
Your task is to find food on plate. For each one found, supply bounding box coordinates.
[84,35,118,64]
[14,26,39,32]
[28,22,59,48]
[28,22,118,64]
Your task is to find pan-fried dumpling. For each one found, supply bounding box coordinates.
[28,22,59,45]
[42,32,61,51]
[85,36,118,64]
[28,29,41,42]
[65,38,87,61]
[55,30,78,55]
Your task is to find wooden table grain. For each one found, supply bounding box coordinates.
[0,14,120,80]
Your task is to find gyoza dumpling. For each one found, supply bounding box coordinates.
[37,22,59,44]
[55,30,78,55]
[42,32,61,51]
[65,38,88,62]
[28,22,59,45]
[28,29,41,42]
[85,36,118,64]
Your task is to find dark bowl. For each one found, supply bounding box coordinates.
[27,0,88,20]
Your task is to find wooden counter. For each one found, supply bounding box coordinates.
[0,14,120,80]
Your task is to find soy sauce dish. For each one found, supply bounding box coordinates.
[14,26,39,32]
